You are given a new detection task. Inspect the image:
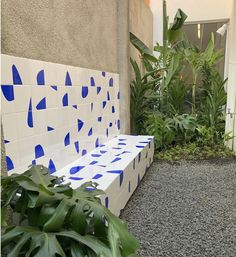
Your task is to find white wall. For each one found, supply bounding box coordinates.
[225,0,236,151]
[150,0,233,44]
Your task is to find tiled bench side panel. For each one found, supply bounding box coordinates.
[1,54,120,174]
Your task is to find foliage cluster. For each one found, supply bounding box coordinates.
[1,166,139,257]
[130,0,234,158]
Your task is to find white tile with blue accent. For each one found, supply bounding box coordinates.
[1,54,154,216]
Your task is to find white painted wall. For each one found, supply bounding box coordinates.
[225,0,236,151]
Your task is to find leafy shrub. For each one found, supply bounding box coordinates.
[1,165,139,257]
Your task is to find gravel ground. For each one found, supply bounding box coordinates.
[121,159,236,257]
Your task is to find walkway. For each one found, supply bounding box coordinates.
[121,159,236,257]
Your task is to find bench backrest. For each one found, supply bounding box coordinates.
[1,54,120,174]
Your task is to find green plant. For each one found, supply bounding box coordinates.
[1,165,139,257]
[130,58,162,134]
[145,113,196,150]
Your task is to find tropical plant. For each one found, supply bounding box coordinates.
[145,113,196,150]
[1,165,139,257]
[130,58,162,134]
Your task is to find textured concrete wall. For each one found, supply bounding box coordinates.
[1,0,118,73]
[129,0,153,73]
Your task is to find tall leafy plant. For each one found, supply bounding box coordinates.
[1,165,139,257]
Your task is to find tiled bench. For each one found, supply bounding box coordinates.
[1,54,154,216]
[54,134,154,216]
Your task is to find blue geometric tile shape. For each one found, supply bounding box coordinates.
[32,160,36,165]
[37,70,45,85]
[82,149,87,156]
[117,91,120,99]
[138,152,141,162]
[118,143,126,146]
[91,154,102,158]
[97,86,101,94]
[72,105,78,109]
[117,119,121,130]
[112,147,122,150]
[98,117,102,122]
[4,140,10,144]
[47,126,54,132]
[139,141,149,144]
[1,85,15,101]
[6,156,14,171]
[88,128,93,136]
[90,161,98,165]
[106,170,123,186]
[85,187,96,191]
[12,65,23,85]
[112,106,115,113]
[100,150,107,154]
[48,159,56,174]
[107,92,110,101]
[64,133,70,146]
[70,166,85,174]
[105,196,109,208]
[111,157,121,163]
[91,103,93,112]
[74,141,79,153]
[95,138,99,148]
[136,145,145,149]
[77,119,84,132]
[69,177,83,181]
[128,181,131,193]
[82,86,88,98]
[62,93,69,106]
[118,138,126,141]
[93,174,103,179]
[109,122,112,127]
[98,165,106,168]
[36,97,46,110]
[90,77,95,86]
[65,71,72,86]
[109,78,113,87]
[27,98,34,128]
[102,101,107,108]
[51,85,58,91]
[102,71,106,77]
[106,128,109,137]
[35,144,45,159]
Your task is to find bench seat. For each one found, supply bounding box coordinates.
[54,134,154,216]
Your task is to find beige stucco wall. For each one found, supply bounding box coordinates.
[1,0,118,73]
[129,0,153,71]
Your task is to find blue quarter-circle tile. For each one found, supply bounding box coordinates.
[82,86,88,98]
[6,156,14,171]
[36,97,46,110]
[37,70,45,85]
[1,85,14,101]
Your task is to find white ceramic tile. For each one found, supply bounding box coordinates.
[2,113,18,142]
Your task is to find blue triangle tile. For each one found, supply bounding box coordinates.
[78,119,84,132]
[1,85,14,101]
[6,156,14,171]
[51,85,58,90]
[88,127,93,136]
[27,98,33,128]
[47,126,54,132]
[70,166,85,175]
[90,77,95,86]
[65,71,72,86]
[36,97,46,110]
[97,86,101,94]
[48,159,56,174]
[64,133,70,146]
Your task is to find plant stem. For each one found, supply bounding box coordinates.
[192,71,197,115]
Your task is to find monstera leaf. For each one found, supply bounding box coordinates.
[1,165,139,257]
